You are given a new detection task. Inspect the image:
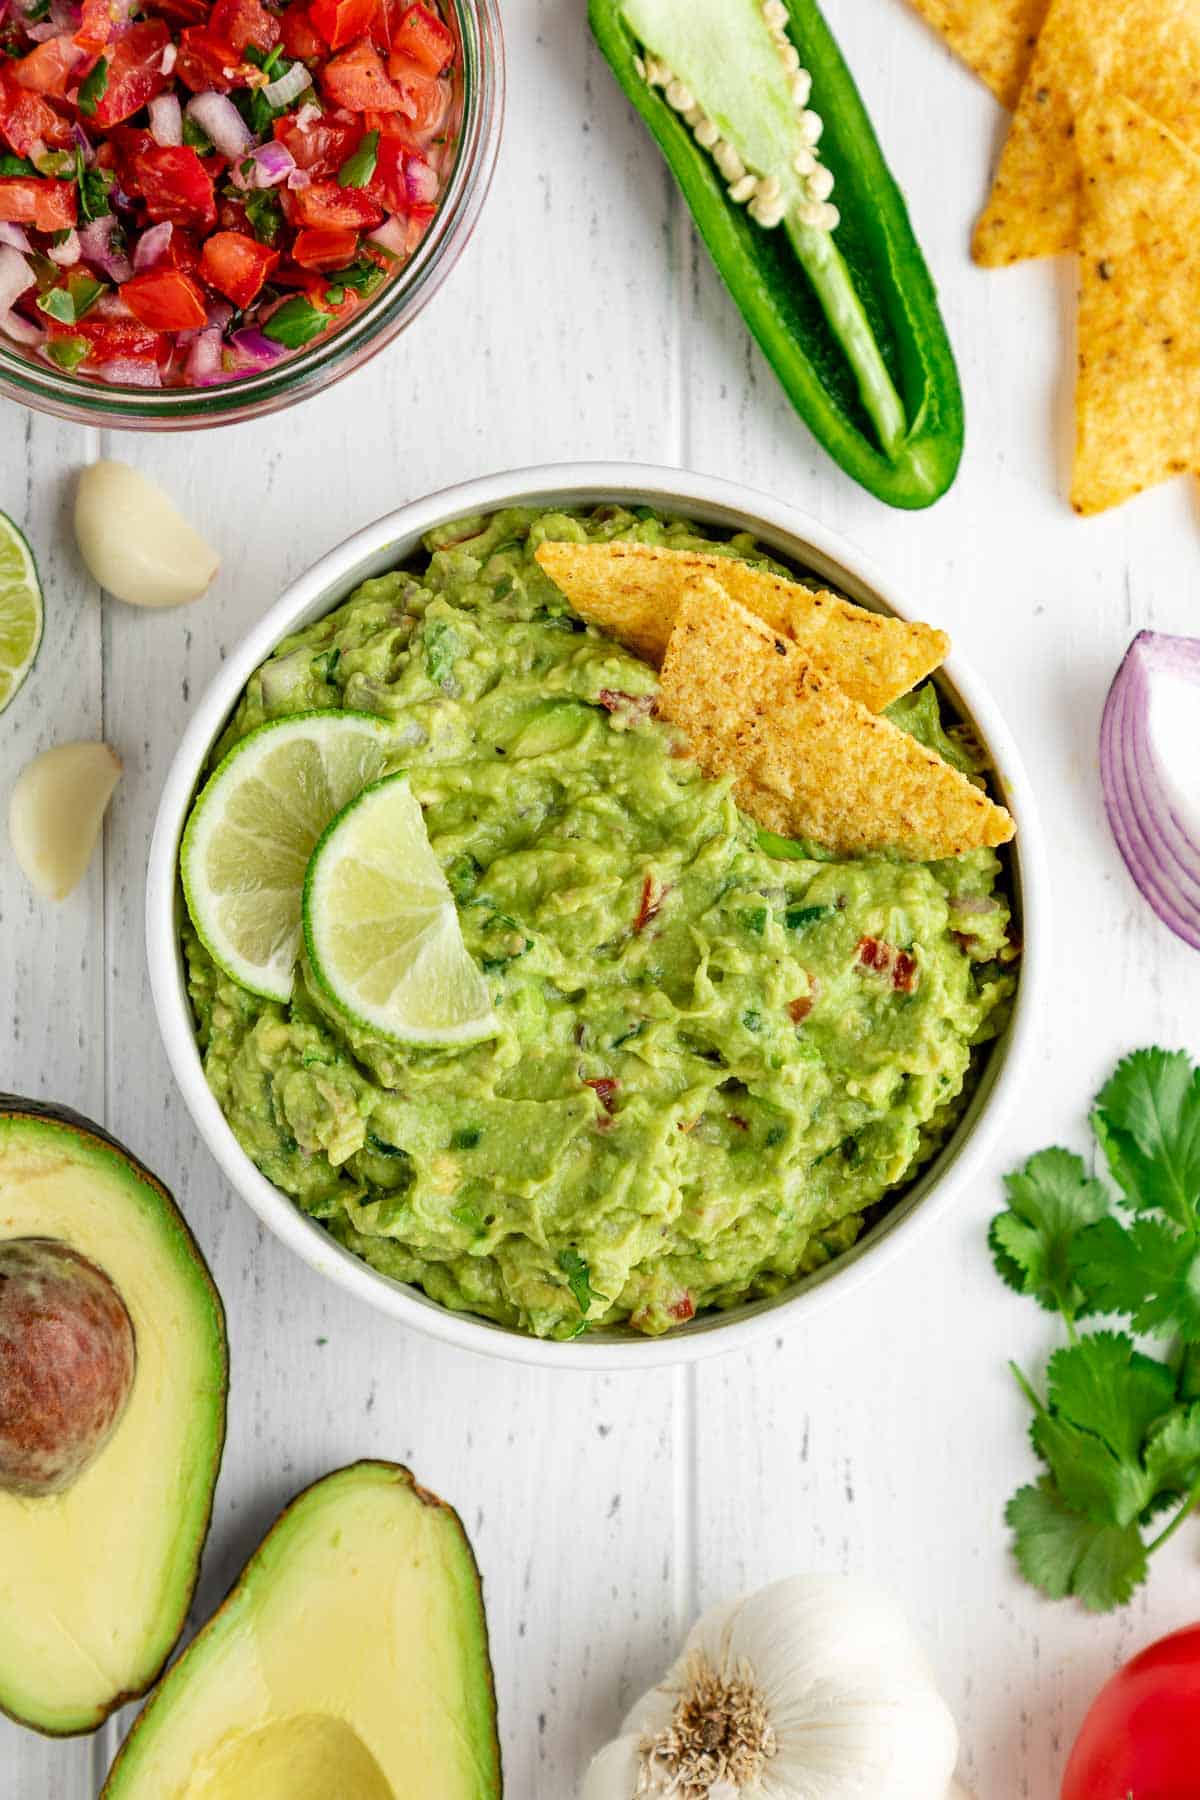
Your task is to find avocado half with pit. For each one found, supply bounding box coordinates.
[103,1461,503,1798]
[0,1096,227,1736]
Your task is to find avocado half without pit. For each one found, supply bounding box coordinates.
[102,1462,503,1800]
[0,1097,228,1737]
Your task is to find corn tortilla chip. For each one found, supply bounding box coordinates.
[1072,96,1200,515]
[972,0,1200,266]
[905,0,1049,109]
[534,539,948,713]
[657,577,1014,860]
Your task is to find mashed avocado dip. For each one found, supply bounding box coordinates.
[184,506,1016,1339]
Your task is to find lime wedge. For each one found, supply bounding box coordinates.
[0,513,43,718]
[181,710,395,1001]
[303,772,498,1047]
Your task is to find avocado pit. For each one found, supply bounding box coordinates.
[0,1236,136,1496]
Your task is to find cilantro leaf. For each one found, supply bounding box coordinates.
[261,296,328,348]
[557,1248,607,1317]
[76,56,109,119]
[1143,1404,1200,1499]
[1093,1048,1200,1229]
[1030,1408,1153,1528]
[1045,1333,1176,1463]
[243,187,284,248]
[1071,1214,1200,1338]
[1006,1479,1149,1611]
[989,1147,1109,1316]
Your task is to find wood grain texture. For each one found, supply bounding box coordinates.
[2,0,1200,1792]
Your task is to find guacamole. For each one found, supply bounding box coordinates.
[184,505,1016,1339]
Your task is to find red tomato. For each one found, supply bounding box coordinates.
[50,316,166,360]
[290,223,358,268]
[280,7,326,61]
[131,144,216,228]
[89,20,172,127]
[120,266,208,329]
[0,176,77,230]
[286,176,382,229]
[139,0,211,25]
[199,229,278,305]
[274,111,362,175]
[320,38,406,111]
[390,3,453,75]
[382,52,449,135]
[174,26,242,92]
[74,0,120,53]
[207,0,279,55]
[1062,1624,1200,1800]
[12,37,84,99]
[308,0,377,52]
[0,74,72,155]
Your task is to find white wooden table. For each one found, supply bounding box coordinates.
[4,0,1200,1793]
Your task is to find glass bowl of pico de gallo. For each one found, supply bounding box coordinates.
[0,0,502,427]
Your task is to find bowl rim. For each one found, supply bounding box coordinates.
[146,461,1048,1369]
[0,0,505,432]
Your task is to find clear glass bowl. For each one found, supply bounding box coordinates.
[0,0,504,432]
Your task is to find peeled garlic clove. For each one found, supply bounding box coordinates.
[75,461,218,609]
[947,1783,976,1800]
[9,742,121,901]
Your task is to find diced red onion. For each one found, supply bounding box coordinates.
[133,220,173,271]
[148,91,183,147]
[185,91,253,161]
[262,61,312,109]
[285,166,311,190]
[96,357,162,388]
[367,215,408,260]
[294,102,321,132]
[25,18,61,38]
[2,309,44,347]
[185,327,222,384]
[405,154,439,207]
[205,300,233,330]
[71,121,94,164]
[0,222,31,253]
[229,326,286,367]
[949,893,1001,916]
[78,215,132,283]
[160,41,176,74]
[0,245,34,315]
[91,289,134,318]
[1100,630,1200,950]
[231,141,295,190]
[47,227,81,267]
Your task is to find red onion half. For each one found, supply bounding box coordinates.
[1100,630,1200,950]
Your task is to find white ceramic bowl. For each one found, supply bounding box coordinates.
[147,463,1047,1369]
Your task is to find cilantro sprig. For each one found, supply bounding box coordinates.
[993,1049,1200,1612]
[557,1248,607,1321]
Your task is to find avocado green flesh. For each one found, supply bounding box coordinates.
[182,507,1014,1340]
[0,1104,227,1736]
[102,1462,501,1800]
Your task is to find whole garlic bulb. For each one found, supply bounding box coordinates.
[582,1576,961,1800]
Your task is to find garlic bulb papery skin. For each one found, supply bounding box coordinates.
[581,1576,961,1800]
[74,460,219,609]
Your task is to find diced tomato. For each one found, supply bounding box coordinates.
[856,936,920,993]
[382,52,449,135]
[0,176,77,230]
[140,0,210,26]
[89,20,172,126]
[175,25,242,92]
[633,874,663,934]
[12,37,84,99]
[48,315,166,361]
[74,0,121,54]
[120,266,207,329]
[667,1292,695,1323]
[274,110,362,176]
[199,228,278,305]
[131,143,216,228]
[390,3,453,75]
[368,129,436,215]
[290,224,359,269]
[787,995,813,1024]
[208,0,279,55]
[280,7,326,62]
[161,225,202,273]
[308,0,379,51]
[286,176,382,229]
[0,74,71,155]
[321,37,406,110]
